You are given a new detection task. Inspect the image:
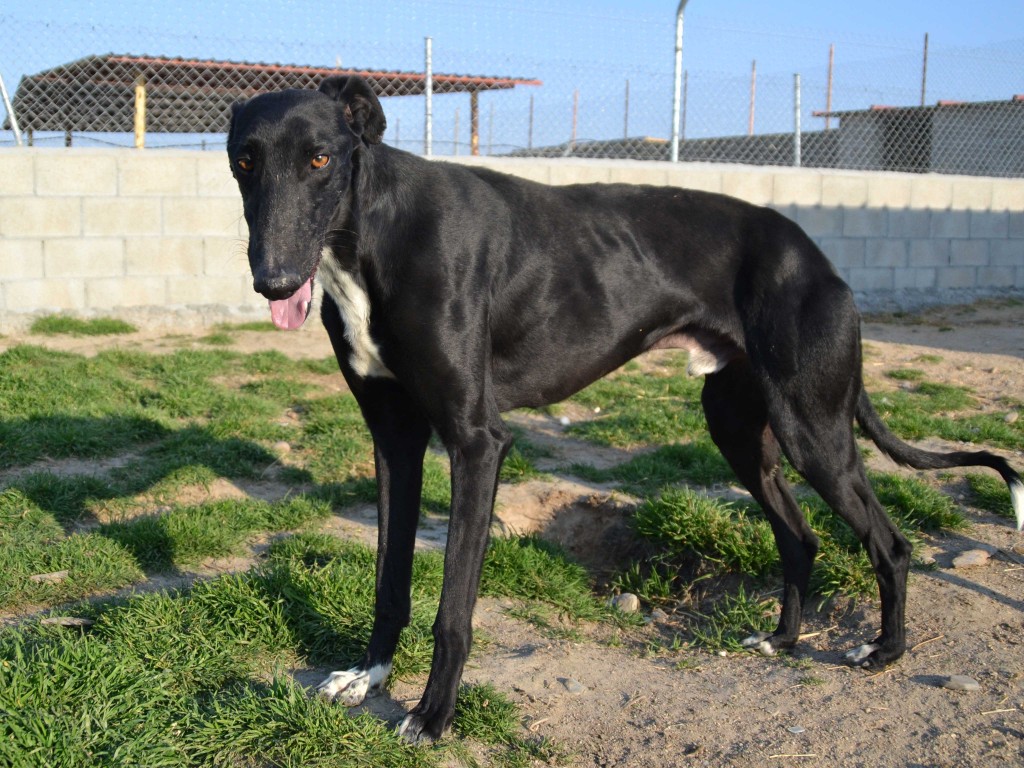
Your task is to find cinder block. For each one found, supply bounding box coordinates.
[666,167,723,193]
[909,239,950,267]
[969,211,1009,239]
[936,267,976,289]
[722,172,773,205]
[796,206,843,237]
[848,267,894,291]
[951,180,992,211]
[894,268,936,290]
[44,238,124,278]
[126,237,204,276]
[821,175,867,208]
[0,239,44,279]
[772,172,822,206]
[119,154,198,196]
[977,267,1016,288]
[84,198,161,236]
[930,210,970,239]
[950,240,989,267]
[866,176,912,208]
[819,237,865,269]
[991,180,1024,211]
[547,163,611,186]
[0,197,81,237]
[909,177,953,210]
[1010,213,1024,239]
[842,208,887,238]
[608,165,669,186]
[990,240,1023,267]
[163,197,243,237]
[3,278,86,311]
[887,209,930,238]
[0,153,36,196]
[167,275,247,305]
[198,155,242,197]
[36,152,117,196]
[87,276,167,308]
[203,237,250,276]
[866,240,908,268]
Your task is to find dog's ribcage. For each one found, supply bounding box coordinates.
[319,247,395,379]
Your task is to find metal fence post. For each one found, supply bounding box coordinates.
[670,0,690,162]
[0,71,23,147]
[793,73,802,168]
[424,37,433,157]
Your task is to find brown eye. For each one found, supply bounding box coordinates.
[236,156,254,173]
[311,154,330,170]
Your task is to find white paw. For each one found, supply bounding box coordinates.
[317,663,391,706]
[741,631,776,656]
[844,643,880,666]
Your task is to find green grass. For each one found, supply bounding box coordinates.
[29,315,138,336]
[688,585,777,652]
[965,473,1015,519]
[569,440,733,495]
[886,368,926,381]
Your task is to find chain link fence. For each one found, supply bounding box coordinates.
[2,2,1022,177]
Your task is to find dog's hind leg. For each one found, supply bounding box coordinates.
[702,361,820,655]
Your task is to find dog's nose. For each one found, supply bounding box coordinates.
[253,270,306,300]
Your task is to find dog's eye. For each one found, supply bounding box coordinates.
[311,154,331,170]
[236,156,254,173]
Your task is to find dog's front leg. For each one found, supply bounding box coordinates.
[318,380,432,706]
[398,422,513,743]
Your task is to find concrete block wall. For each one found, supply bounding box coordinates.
[0,148,1021,332]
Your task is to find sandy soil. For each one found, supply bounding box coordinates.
[3,300,1023,766]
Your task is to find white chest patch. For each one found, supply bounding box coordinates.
[318,248,395,379]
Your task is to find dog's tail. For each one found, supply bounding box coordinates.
[856,390,1024,531]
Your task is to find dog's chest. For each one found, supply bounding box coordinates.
[318,249,395,379]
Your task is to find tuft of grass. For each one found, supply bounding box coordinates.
[633,489,778,578]
[689,585,777,652]
[214,320,278,332]
[569,440,733,495]
[29,315,137,336]
[965,473,1014,519]
[453,682,562,767]
[886,368,926,381]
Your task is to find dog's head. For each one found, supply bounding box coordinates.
[227,76,386,330]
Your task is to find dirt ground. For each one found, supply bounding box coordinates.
[4,300,1023,767]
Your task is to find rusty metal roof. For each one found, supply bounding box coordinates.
[10,53,541,133]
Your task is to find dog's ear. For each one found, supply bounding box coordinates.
[319,76,387,145]
[227,99,246,146]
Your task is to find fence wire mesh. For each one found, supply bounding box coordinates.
[2,2,1022,177]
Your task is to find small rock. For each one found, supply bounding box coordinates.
[942,675,981,692]
[559,677,585,694]
[558,416,571,427]
[30,570,69,584]
[593,407,602,414]
[610,593,641,613]
[1005,411,1019,425]
[40,617,95,628]
[787,726,806,734]
[273,441,292,454]
[952,549,990,569]
[649,608,669,623]
[717,650,728,657]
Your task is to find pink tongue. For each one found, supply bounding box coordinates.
[268,277,313,330]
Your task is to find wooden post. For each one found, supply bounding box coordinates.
[826,43,835,130]
[470,90,480,156]
[133,74,147,149]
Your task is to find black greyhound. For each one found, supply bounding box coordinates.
[227,76,1023,743]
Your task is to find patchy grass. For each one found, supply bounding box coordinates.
[688,586,777,652]
[29,315,138,336]
[569,441,733,495]
[965,473,1015,519]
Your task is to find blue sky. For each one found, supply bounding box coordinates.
[3,1,1022,149]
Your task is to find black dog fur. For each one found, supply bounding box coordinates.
[227,76,1024,743]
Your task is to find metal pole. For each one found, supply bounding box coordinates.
[454,107,460,156]
[825,43,835,130]
[920,32,929,107]
[133,74,147,149]
[488,102,494,155]
[682,69,688,141]
[670,0,690,162]
[624,79,630,139]
[0,72,23,147]
[424,36,433,157]
[528,93,534,150]
[570,89,578,151]
[793,73,802,168]
[748,60,757,136]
